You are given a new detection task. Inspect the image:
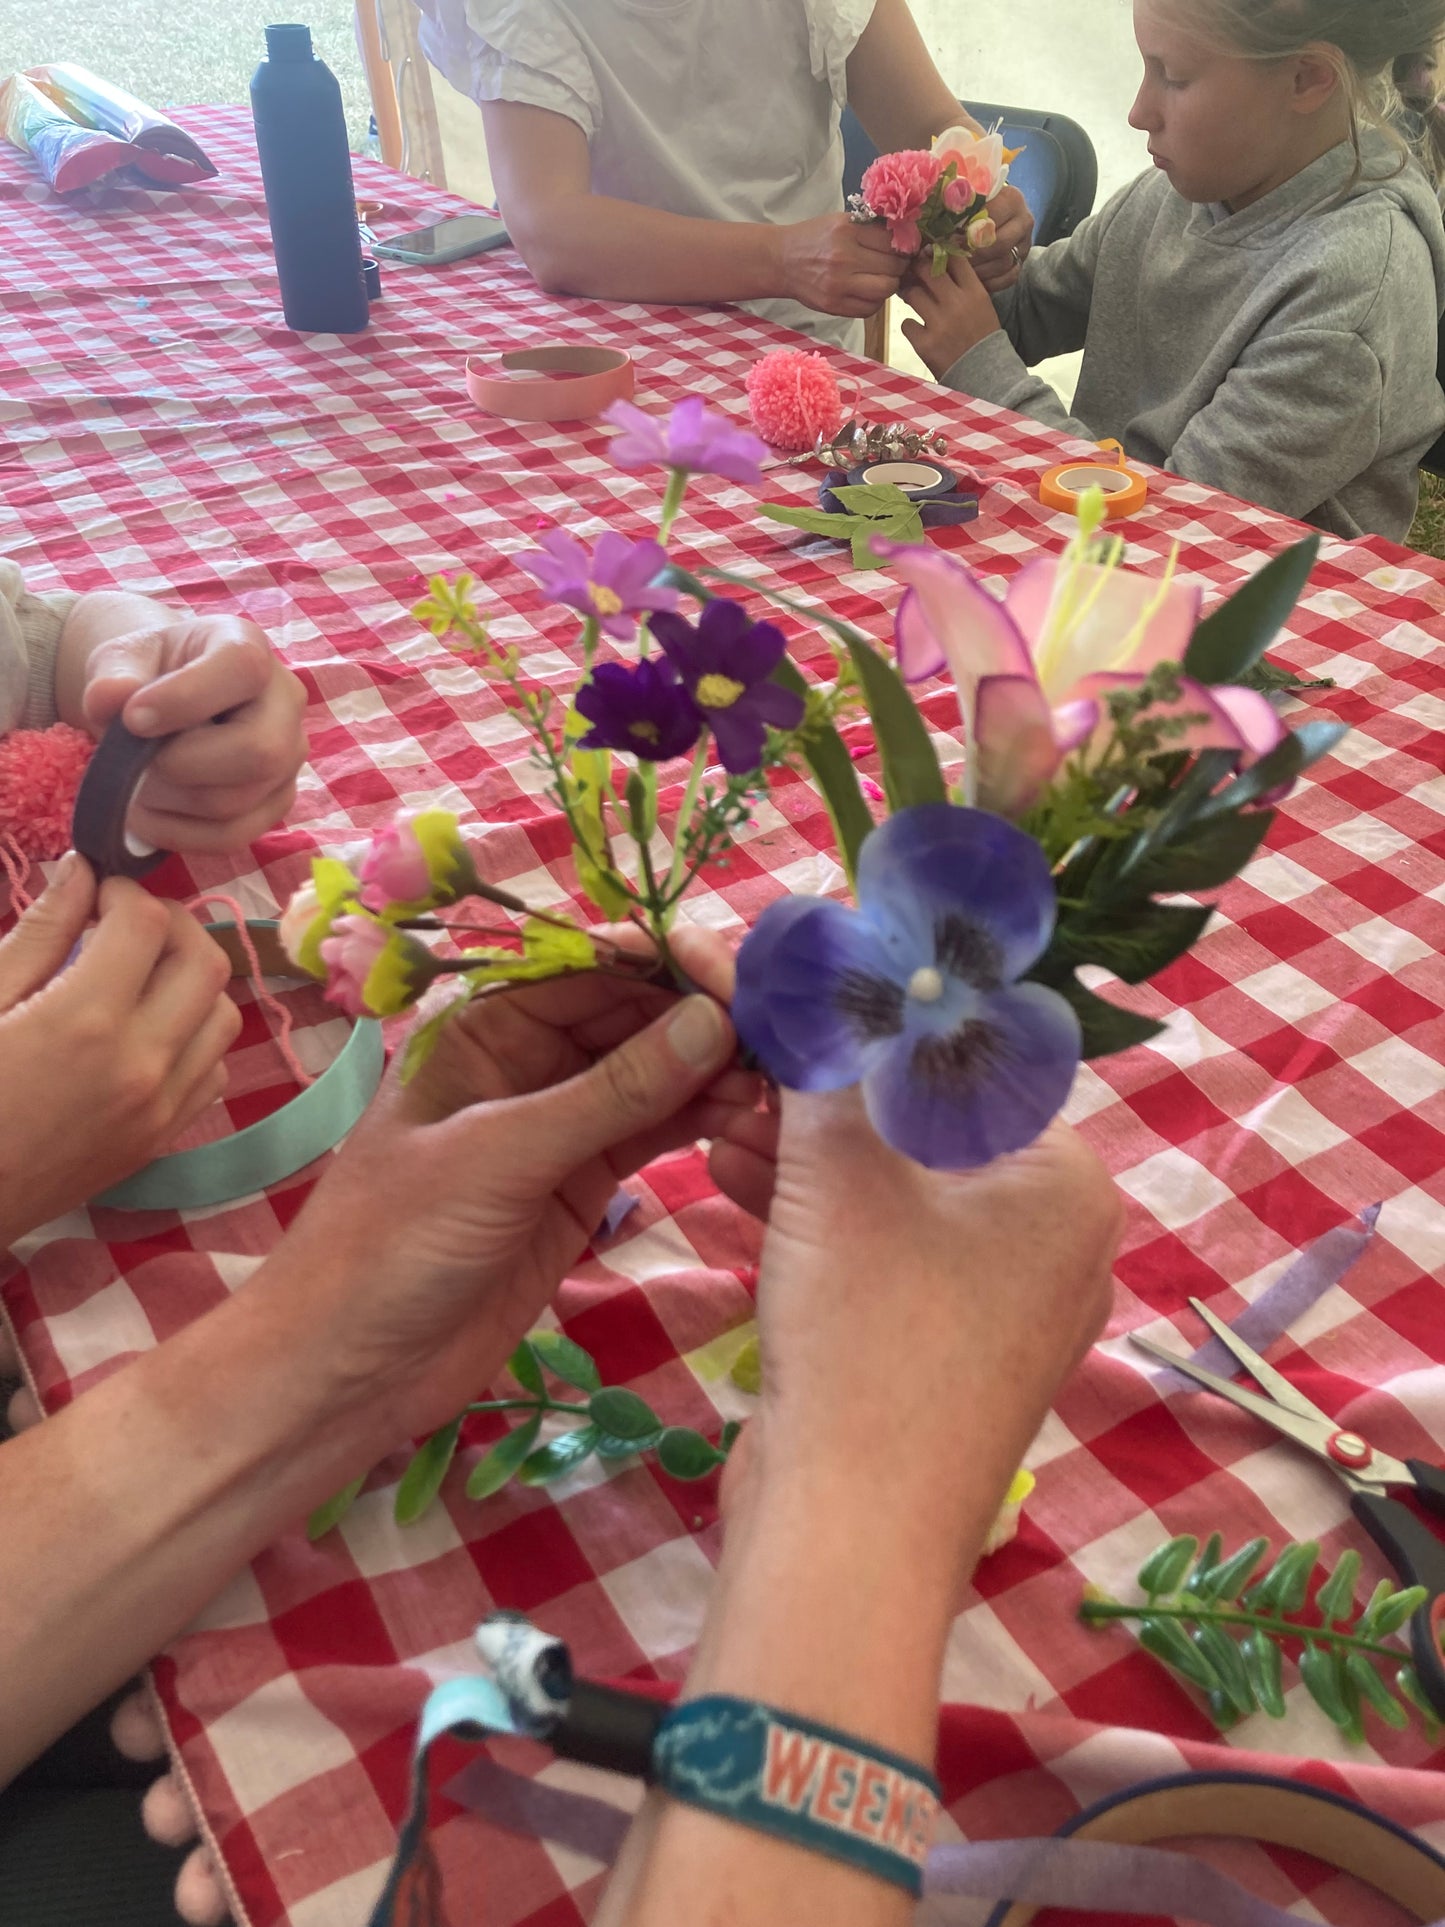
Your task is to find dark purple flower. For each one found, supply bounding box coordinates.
[603,396,767,485]
[514,529,678,640]
[733,804,1080,1169]
[650,599,805,774]
[574,658,702,763]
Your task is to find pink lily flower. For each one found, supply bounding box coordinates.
[877,544,1284,819]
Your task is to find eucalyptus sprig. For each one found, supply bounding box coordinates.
[1081,1533,1436,1742]
[308,1333,739,1541]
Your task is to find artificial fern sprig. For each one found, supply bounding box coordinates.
[1080,1533,1435,1743]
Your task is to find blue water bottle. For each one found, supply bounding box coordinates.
[250,24,370,334]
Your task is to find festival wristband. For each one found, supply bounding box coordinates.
[464,345,634,423]
[652,1695,939,1896]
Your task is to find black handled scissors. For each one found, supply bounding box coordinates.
[1131,1296,1445,1716]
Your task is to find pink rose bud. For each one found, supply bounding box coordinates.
[966,212,998,252]
[359,814,433,913]
[319,914,394,1016]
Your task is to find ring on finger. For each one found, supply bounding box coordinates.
[1010,245,1022,267]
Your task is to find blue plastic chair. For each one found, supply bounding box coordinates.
[840,100,1098,248]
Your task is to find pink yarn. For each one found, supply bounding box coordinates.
[745,348,845,453]
[0,723,94,860]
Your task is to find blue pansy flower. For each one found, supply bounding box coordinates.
[733,804,1081,1169]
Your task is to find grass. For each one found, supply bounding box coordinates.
[1409,472,1445,560]
[0,0,373,151]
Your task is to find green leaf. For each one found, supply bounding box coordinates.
[1183,536,1320,686]
[1206,1688,1242,1732]
[588,1387,661,1440]
[399,988,475,1084]
[1194,1622,1255,1714]
[1244,1540,1318,1613]
[596,1427,663,1460]
[719,1419,743,1455]
[1369,1585,1428,1639]
[508,1341,545,1398]
[1044,974,1167,1059]
[1139,1615,1222,1692]
[1346,1653,1410,1731]
[842,629,946,812]
[625,765,657,841]
[1043,900,1214,987]
[1139,1535,1199,1597]
[517,1425,601,1486]
[1242,1630,1287,1717]
[1335,1649,1365,1745]
[1236,656,1335,697]
[770,656,872,888]
[465,1413,543,1499]
[1316,1548,1362,1624]
[1126,807,1273,896]
[529,1331,602,1393]
[831,482,921,518]
[1299,1639,1350,1728]
[759,503,859,540]
[395,1419,462,1525]
[1189,1533,1225,1594]
[1356,1577,1396,1639]
[655,1427,725,1481]
[1198,1536,1270,1603]
[307,1476,366,1541]
[1396,1665,1442,1737]
[852,512,924,571]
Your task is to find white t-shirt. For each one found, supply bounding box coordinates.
[414,0,874,348]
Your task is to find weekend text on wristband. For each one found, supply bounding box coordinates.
[653,1695,940,1895]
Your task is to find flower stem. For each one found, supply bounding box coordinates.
[465,1397,587,1418]
[1080,1597,1408,1663]
[658,466,688,546]
[663,741,710,896]
[580,616,599,671]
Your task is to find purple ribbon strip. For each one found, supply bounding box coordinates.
[1156,1204,1381,1398]
[443,1758,1445,1924]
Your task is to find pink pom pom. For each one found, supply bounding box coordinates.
[745,349,844,453]
[0,724,94,860]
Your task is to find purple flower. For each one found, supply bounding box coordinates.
[603,396,768,485]
[514,529,678,640]
[651,600,805,774]
[733,804,1081,1169]
[574,658,702,763]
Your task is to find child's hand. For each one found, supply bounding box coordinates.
[80,615,307,853]
[899,249,1003,379]
[0,856,241,1244]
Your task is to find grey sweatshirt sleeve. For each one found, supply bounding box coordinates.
[933,193,1118,437]
[0,560,74,734]
[1162,327,1385,519]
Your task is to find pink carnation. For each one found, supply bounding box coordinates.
[359,814,431,912]
[860,148,945,254]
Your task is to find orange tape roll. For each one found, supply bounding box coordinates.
[1039,439,1148,521]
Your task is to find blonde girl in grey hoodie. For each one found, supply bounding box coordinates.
[902,0,1445,544]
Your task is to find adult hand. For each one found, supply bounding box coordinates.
[778,213,908,317]
[898,248,1003,378]
[80,615,307,853]
[272,925,759,1443]
[0,856,240,1244]
[969,182,1033,292]
[725,1088,1121,1588]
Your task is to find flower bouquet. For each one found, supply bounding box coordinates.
[849,124,1019,273]
[285,394,1342,1525]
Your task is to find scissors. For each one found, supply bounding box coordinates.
[1131,1296,1445,1715]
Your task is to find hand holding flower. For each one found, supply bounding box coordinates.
[899,249,1003,380]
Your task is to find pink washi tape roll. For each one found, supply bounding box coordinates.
[465,345,634,423]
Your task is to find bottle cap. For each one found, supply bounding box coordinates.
[264,23,313,59]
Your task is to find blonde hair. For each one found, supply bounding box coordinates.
[1152,0,1445,185]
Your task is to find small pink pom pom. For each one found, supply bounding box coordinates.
[0,724,94,860]
[745,348,844,453]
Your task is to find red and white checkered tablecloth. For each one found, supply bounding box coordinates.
[3,107,1444,1927]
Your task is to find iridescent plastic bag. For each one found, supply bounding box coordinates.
[0,63,217,192]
